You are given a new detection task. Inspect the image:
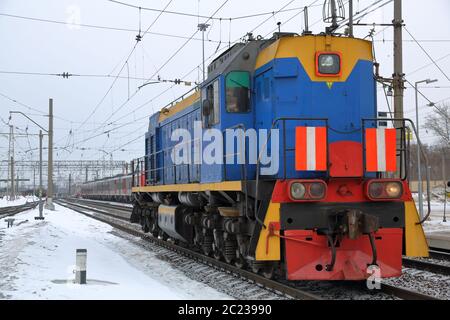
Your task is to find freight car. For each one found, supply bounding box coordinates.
[128,12,430,280]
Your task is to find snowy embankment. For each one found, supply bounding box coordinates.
[411,191,450,233]
[0,204,231,300]
[0,196,38,208]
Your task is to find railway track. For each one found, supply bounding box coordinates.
[56,198,440,300]
[402,257,450,276]
[429,247,450,261]
[0,202,39,220]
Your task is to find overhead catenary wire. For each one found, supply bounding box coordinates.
[75,0,174,132]
[106,0,320,21]
[85,0,231,136]
[67,0,322,154]
[0,70,196,84]
[85,0,299,135]
[404,26,450,83]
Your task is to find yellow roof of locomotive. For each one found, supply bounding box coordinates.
[158,90,200,123]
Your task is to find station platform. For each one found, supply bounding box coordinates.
[426,232,450,250]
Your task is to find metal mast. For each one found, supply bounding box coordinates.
[46,98,55,210]
[198,23,210,82]
[393,0,405,175]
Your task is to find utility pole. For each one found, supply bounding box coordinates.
[393,0,405,176]
[198,23,210,83]
[35,130,44,220]
[8,125,15,200]
[348,0,353,37]
[10,156,15,200]
[46,98,55,210]
[443,149,447,222]
[68,173,71,196]
[33,165,36,198]
[415,79,438,218]
[85,167,88,183]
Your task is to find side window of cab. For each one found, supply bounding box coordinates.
[202,79,220,128]
[225,71,250,113]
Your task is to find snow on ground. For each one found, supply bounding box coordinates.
[0,204,231,300]
[410,192,449,233]
[0,195,38,208]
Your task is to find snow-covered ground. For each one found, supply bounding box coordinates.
[0,195,38,208]
[0,204,231,300]
[411,192,450,233]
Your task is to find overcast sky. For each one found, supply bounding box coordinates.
[1,0,449,183]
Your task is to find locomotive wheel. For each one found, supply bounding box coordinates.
[234,255,246,269]
[159,231,168,241]
[130,205,140,223]
[213,249,222,261]
[142,221,150,233]
[251,262,261,274]
[261,264,275,279]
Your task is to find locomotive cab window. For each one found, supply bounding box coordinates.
[225,71,250,113]
[202,79,220,128]
[315,52,342,76]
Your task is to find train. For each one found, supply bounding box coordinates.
[79,174,133,202]
[80,20,430,281]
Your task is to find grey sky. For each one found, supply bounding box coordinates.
[1,0,449,183]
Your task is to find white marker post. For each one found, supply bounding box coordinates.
[75,249,87,284]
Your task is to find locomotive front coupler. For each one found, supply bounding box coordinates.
[317,209,380,271]
[319,209,379,240]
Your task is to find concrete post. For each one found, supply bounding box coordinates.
[35,130,44,220]
[393,0,405,177]
[10,156,14,201]
[46,98,55,210]
[75,249,87,284]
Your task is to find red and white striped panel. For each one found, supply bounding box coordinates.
[365,128,396,172]
[295,126,327,171]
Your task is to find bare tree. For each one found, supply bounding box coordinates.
[424,103,449,146]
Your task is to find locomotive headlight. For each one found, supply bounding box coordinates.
[367,180,403,200]
[368,182,384,198]
[316,52,341,76]
[385,182,402,198]
[290,182,306,200]
[309,182,326,199]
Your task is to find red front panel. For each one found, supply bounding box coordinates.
[284,228,402,280]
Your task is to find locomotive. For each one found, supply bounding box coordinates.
[127,28,429,280]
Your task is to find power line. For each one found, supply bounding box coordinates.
[0,12,222,43]
[106,0,319,21]
[0,91,46,115]
[374,39,450,43]
[75,0,174,132]
[88,0,230,135]
[407,53,450,76]
[404,78,450,121]
[335,0,393,32]
[0,69,196,84]
[404,26,450,83]
[79,0,316,149]
[58,0,318,156]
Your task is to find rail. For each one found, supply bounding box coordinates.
[57,198,439,300]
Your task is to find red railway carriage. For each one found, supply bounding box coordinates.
[80,174,132,203]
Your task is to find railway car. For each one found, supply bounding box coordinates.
[129,27,429,280]
[80,174,132,203]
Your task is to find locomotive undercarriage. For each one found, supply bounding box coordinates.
[131,190,280,279]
